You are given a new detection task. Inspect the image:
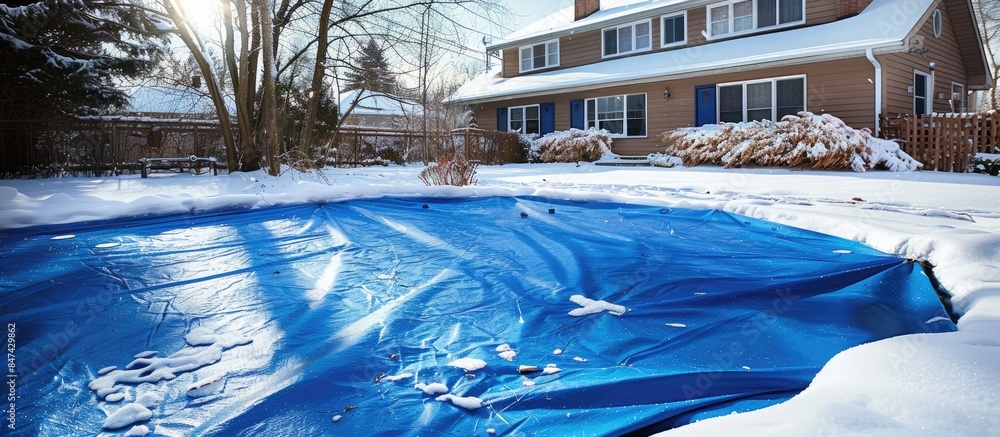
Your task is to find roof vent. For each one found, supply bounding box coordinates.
[575,0,600,21]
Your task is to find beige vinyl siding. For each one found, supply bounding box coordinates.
[501,0,852,79]
[879,3,969,115]
[806,0,838,25]
[472,58,876,156]
[943,0,989,86]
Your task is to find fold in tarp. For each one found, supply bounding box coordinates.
[0,197,955,436]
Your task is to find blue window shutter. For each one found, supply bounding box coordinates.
[570,100,585,130]
[497,107,508,131]
[540,102,555,135]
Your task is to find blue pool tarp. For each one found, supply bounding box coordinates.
[0,197,955,436]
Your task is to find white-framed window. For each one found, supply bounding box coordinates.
[951,82,966,113]
[602,19,652,58]
[508,104,540,134]
[519,39,559,73]
[661,12,687,48]
[913,70,931,115]
[707,0,804,39]
[718,75,806,123]
[585,93,647,137]
[932,9,943,38]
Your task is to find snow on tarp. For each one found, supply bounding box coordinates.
[0,197,954,435]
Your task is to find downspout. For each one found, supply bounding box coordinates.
[866,48,883,137]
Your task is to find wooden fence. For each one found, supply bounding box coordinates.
[889,112,1000,172]
[329,126,524,166]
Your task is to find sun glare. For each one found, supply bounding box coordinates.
[176,0,219,25]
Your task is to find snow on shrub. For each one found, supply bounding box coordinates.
[647,153,683,168]
[418,155,478,186]
[663,112,922,172]
[529,128,614,163]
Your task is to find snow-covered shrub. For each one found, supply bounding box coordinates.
[418,155,478,186]
[647,153,684,168]
[529,128,614,163]
[662,112,922,172]
[454,129,527,165]
[968,153,1000,175]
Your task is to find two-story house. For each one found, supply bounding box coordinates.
[449,0,993,156]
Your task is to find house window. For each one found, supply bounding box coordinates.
[661,12,687,47]
[718,76,806,123]
[519,40,559,73]
[914,71,931,115]
[933,9,943,38]
[708,0,804,38]
[603,20,651,57]
[951,82,966,113]
[509,105,540,134]
[585,94,646,137]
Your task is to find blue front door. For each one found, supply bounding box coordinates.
[695,85,717,126]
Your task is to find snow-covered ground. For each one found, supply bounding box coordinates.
[2,164,999,435]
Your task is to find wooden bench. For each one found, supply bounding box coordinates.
[140,156,219,178]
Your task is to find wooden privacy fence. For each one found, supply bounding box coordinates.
[329,126,524,166]
[892,112,999,172]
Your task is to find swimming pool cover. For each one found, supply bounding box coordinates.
[0,197,955,435]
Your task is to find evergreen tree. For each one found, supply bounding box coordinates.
[1,0,166,119]
[342,40,398,94]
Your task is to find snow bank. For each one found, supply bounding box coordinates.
[664,112,922,172]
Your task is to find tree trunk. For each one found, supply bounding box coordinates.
[299,0,335,158]
[163,0,238,172]
[257,0,281,176]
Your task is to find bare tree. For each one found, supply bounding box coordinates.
[161,0,512,174]
[974,0,1000,110]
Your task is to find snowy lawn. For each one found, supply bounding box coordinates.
[1,164,999,435]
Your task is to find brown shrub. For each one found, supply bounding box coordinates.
[418,154,478,186]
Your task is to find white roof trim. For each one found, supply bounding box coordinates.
[451,0,933,104]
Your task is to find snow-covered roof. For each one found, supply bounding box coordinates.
[492,0,692,50]
[451,0,933,104]
[128,86,235,116]
[338,89,421,117]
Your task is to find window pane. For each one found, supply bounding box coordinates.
[618,26,632,53]
[604,29,618,56]
[776,78,804,118]
[600,120,624,134]
[663,18,676,44]
[626,94,646,136]
[758,0,777,27]
[636,22,650,49]
[673,16,685,42]
[521,48,532,71]
[711,6,729,35]
[734,1,754,32]
[779,0,803,24]
[533,44,546,68]
[526,106,539,120]
[547,42,558,65]
[525,118,540,134]
[747,109,772,121]
[719,85,743,123]
[747,82,772,120]
[510,107,524,132]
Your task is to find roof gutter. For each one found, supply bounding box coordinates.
[866,48,883,137]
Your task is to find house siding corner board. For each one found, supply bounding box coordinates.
[474,58,875,156]
[879,4,969,115]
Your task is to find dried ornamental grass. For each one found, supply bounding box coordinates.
[418,155,479,186]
